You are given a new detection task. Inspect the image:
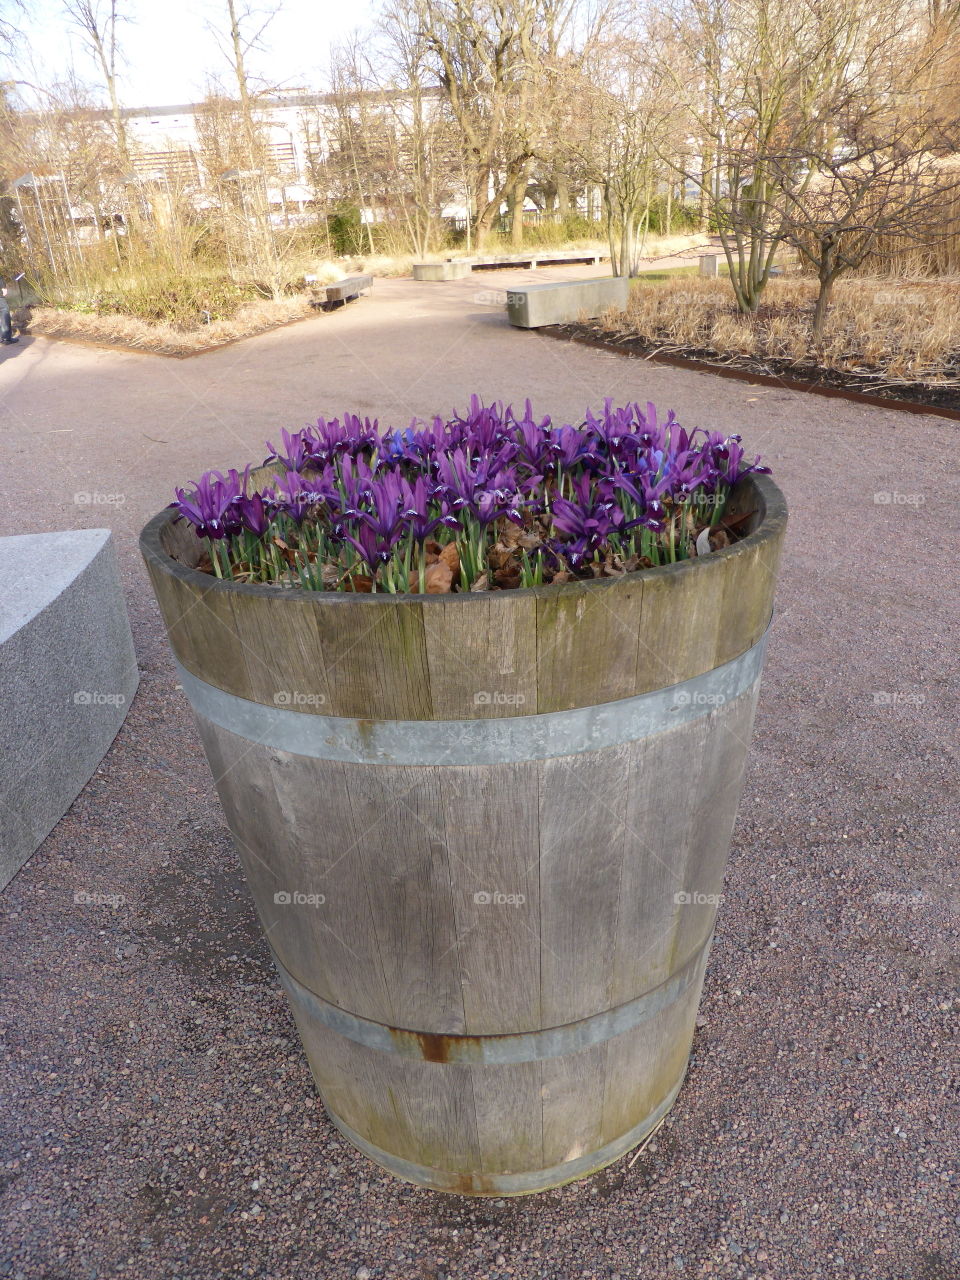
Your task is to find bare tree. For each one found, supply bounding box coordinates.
[775,130,960,338]
[389,0,541,247]
[328,32,457,258]
[207,0,286,295]
[62,0,128,163]
[658,0,918,314]
[0,0,26,56]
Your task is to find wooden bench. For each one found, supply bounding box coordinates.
[305,274,373,310]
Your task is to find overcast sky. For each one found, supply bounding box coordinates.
[8,0,375,107]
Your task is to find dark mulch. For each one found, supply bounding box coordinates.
[547,321,960,418]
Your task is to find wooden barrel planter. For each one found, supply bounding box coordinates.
[141,472,786,1196]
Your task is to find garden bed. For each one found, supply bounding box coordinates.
[555,276,960,415]
[19,296,323,359]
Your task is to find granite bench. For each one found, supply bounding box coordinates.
[0,530,138,889]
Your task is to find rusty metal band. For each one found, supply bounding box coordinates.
[323,1073,687,1196]
[272,933,711,1066]
[173,625,767,766]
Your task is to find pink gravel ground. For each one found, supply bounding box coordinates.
[0,269,957,1280]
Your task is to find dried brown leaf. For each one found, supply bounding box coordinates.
[438,541,460,586]
[488,542,515,571]
[493,563,522,590]
[424,561,454,594]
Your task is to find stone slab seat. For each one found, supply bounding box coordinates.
[412,261,473,281]
[0,530,139,889]
[506,275,631,329]
[322,275,373,308]
[468,249,609,272]
[412,250,610,279]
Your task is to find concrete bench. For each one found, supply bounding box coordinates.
[506,276,630,329]
[0,530,139,889]
[470,249,608,271]
[413,250,610,279]
[413,261,473,281]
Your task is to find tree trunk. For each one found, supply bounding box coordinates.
[620,210,636,279]
[472,166,497,249]
[508,174,526,248]
[604,181,619,274]
[698,147,712,232]
[556,173,570,220]
[812,274,835,340]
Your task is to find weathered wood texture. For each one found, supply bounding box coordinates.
[194,695,753,1037]
[142,474,786,720]
[141,473,787,1193]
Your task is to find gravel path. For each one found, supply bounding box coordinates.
[1,271,957,1280]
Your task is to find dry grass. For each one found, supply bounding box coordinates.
[602,275,960,384]
[25,295,317,357]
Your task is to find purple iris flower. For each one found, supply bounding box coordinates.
[309,414,379,463]
[703,432,770,484]
[382,426,420,464]
[238,493,270,537]
[455,395,512,454]
[264,427,312,473]
[171,468,247,539]
[170,398,769,584]
[551,474,627,567]
[342,519,402,573]
[266,469,334,525]
[399,474,446,540]
[610,470,672,530]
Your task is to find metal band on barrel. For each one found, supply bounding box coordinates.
[174,628,767,766]
[272,934,711,1065]
[325,1074,686,1195]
